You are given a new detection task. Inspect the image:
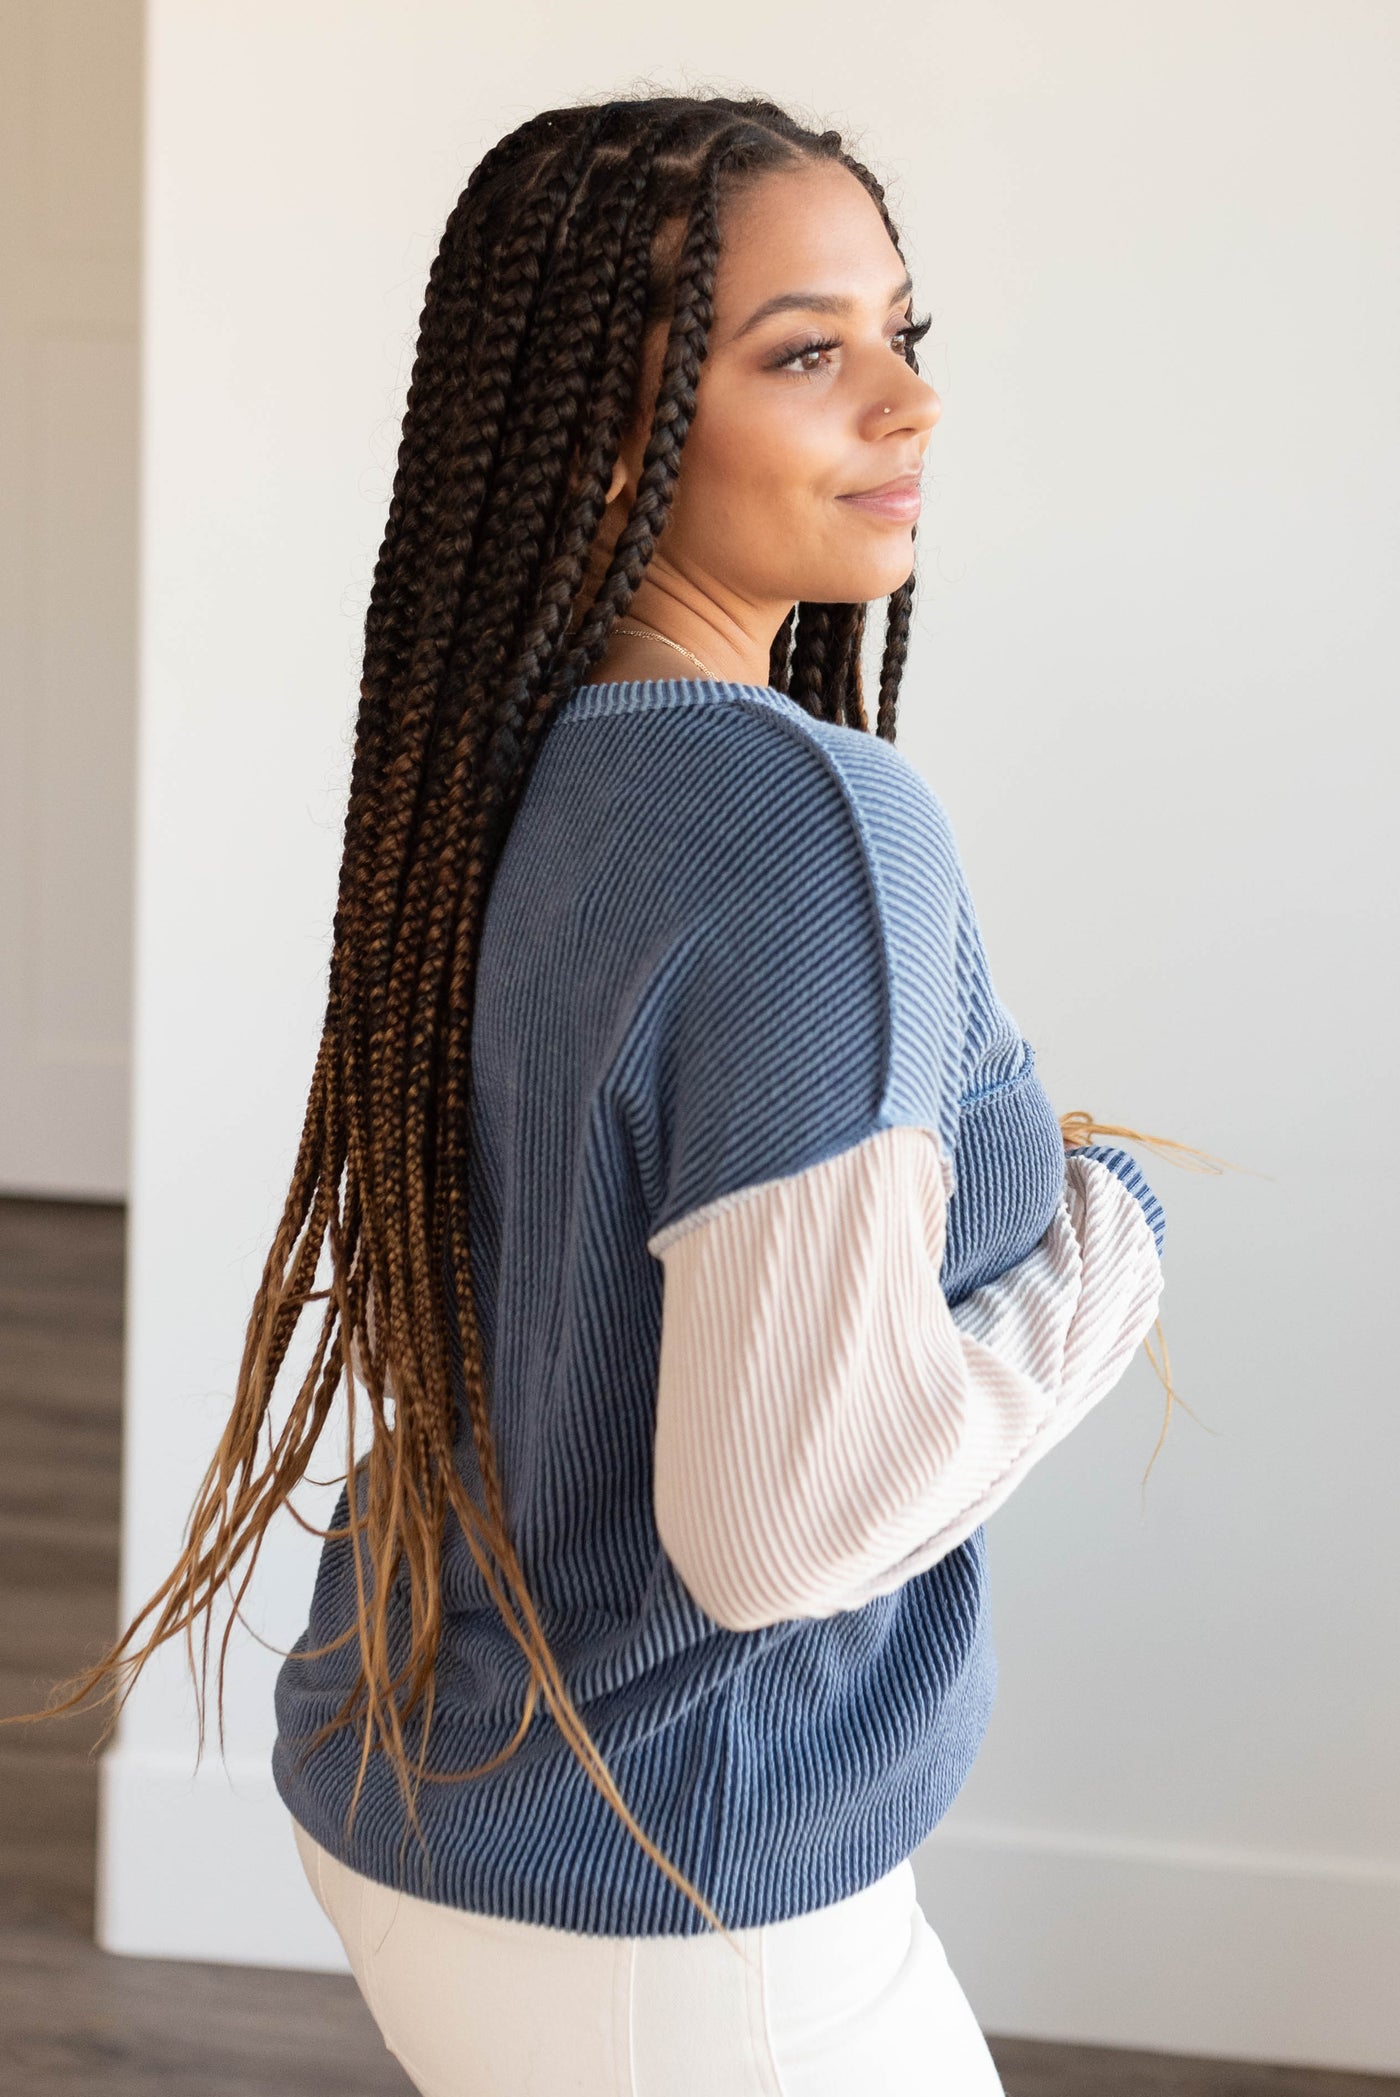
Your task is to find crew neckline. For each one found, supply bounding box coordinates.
[558,676,809,724]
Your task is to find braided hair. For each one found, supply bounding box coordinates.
[0,93,924,1951]
[3,89,1195,1949]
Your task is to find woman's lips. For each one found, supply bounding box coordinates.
[836,475,922,522]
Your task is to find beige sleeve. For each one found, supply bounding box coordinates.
[646,1129,1164,1631]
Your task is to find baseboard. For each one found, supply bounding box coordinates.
[96,1743,352,1974]
[96,1745,1399,2073]
[914,1815,1400,2076]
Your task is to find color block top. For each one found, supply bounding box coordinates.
[272,677,1166,1937]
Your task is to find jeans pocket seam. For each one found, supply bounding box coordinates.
[614,1937,637,2097]
[309,1827,329,1918]
[750,1925,788,2097]
[355,1878,395,2041]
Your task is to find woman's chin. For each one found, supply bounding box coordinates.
[799,550,917,604]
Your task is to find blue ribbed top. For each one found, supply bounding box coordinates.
[272,678,1163,1935]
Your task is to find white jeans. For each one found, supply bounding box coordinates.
[292,1815,1006,2096]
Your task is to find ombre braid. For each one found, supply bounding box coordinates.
[2,89,1203,1955]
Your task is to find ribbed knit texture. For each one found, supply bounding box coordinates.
[647,1127,1164,1632]
[272,677,1165,1937]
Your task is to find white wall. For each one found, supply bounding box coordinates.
[105,0,1400,2072]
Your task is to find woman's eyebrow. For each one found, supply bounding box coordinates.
[730,271,915,341]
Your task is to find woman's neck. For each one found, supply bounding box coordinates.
[582,642,722,686]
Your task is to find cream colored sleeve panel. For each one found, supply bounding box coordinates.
[646,1130,1164,1632]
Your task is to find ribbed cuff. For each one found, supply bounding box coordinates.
[1065,1142,1166,1255]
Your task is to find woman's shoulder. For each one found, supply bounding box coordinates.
[735,696,969,940]
[542,675,974,985]
[556,674,957,839]
[672,682,968,903]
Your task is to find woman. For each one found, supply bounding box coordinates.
[11,92,1172,2094]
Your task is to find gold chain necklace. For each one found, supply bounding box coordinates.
[613,621,718,679]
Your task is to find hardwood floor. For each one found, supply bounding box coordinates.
[1,1193,1393,2095]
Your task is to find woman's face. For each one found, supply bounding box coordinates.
[584,157,943,657]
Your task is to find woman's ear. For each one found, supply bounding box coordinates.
[568,445,630,507]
